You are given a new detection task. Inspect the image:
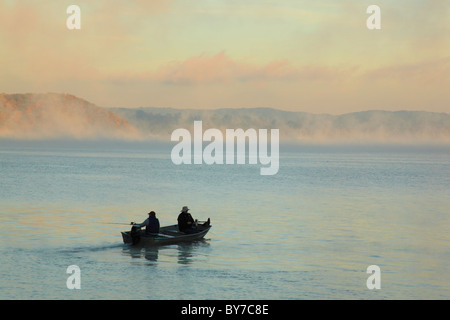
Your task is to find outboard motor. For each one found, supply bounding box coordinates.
[130,226,141,245]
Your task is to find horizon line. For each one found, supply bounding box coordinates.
[1,92,448,117]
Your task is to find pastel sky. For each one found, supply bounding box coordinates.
[1,0,449,114]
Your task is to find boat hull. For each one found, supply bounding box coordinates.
[121,223,211,246]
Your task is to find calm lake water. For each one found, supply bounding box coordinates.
[0,141,449,299]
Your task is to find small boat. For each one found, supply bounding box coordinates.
[121,219,211,246]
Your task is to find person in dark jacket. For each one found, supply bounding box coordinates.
[133,211,160,234]
[177,206,197,234]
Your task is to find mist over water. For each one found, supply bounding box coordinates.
[0,141,449,299]
[0,93,140,140]
[1,93,449,144]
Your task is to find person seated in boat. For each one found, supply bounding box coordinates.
[132,211,160,235]
[177,206,197,234]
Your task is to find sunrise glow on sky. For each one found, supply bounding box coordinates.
[1,0,449,113]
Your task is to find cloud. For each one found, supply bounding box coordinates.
[1,1,449,113]
[363,57,450,85]
[111,51,358,85]
[152,51,296,84]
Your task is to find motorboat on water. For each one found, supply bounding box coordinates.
[121,219,211,246]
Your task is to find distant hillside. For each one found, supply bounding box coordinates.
[111,107,450,143]
[0,93,139,140]
[1,93,449,143]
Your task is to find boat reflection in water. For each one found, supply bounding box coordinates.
[122,239,211,265]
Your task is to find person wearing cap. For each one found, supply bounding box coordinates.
[177,206,197,234]
[132,211,160,234]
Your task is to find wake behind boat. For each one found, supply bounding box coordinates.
[121,219,211,246]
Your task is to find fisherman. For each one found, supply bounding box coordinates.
[177,206,197,234]
[132,211,160,234]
